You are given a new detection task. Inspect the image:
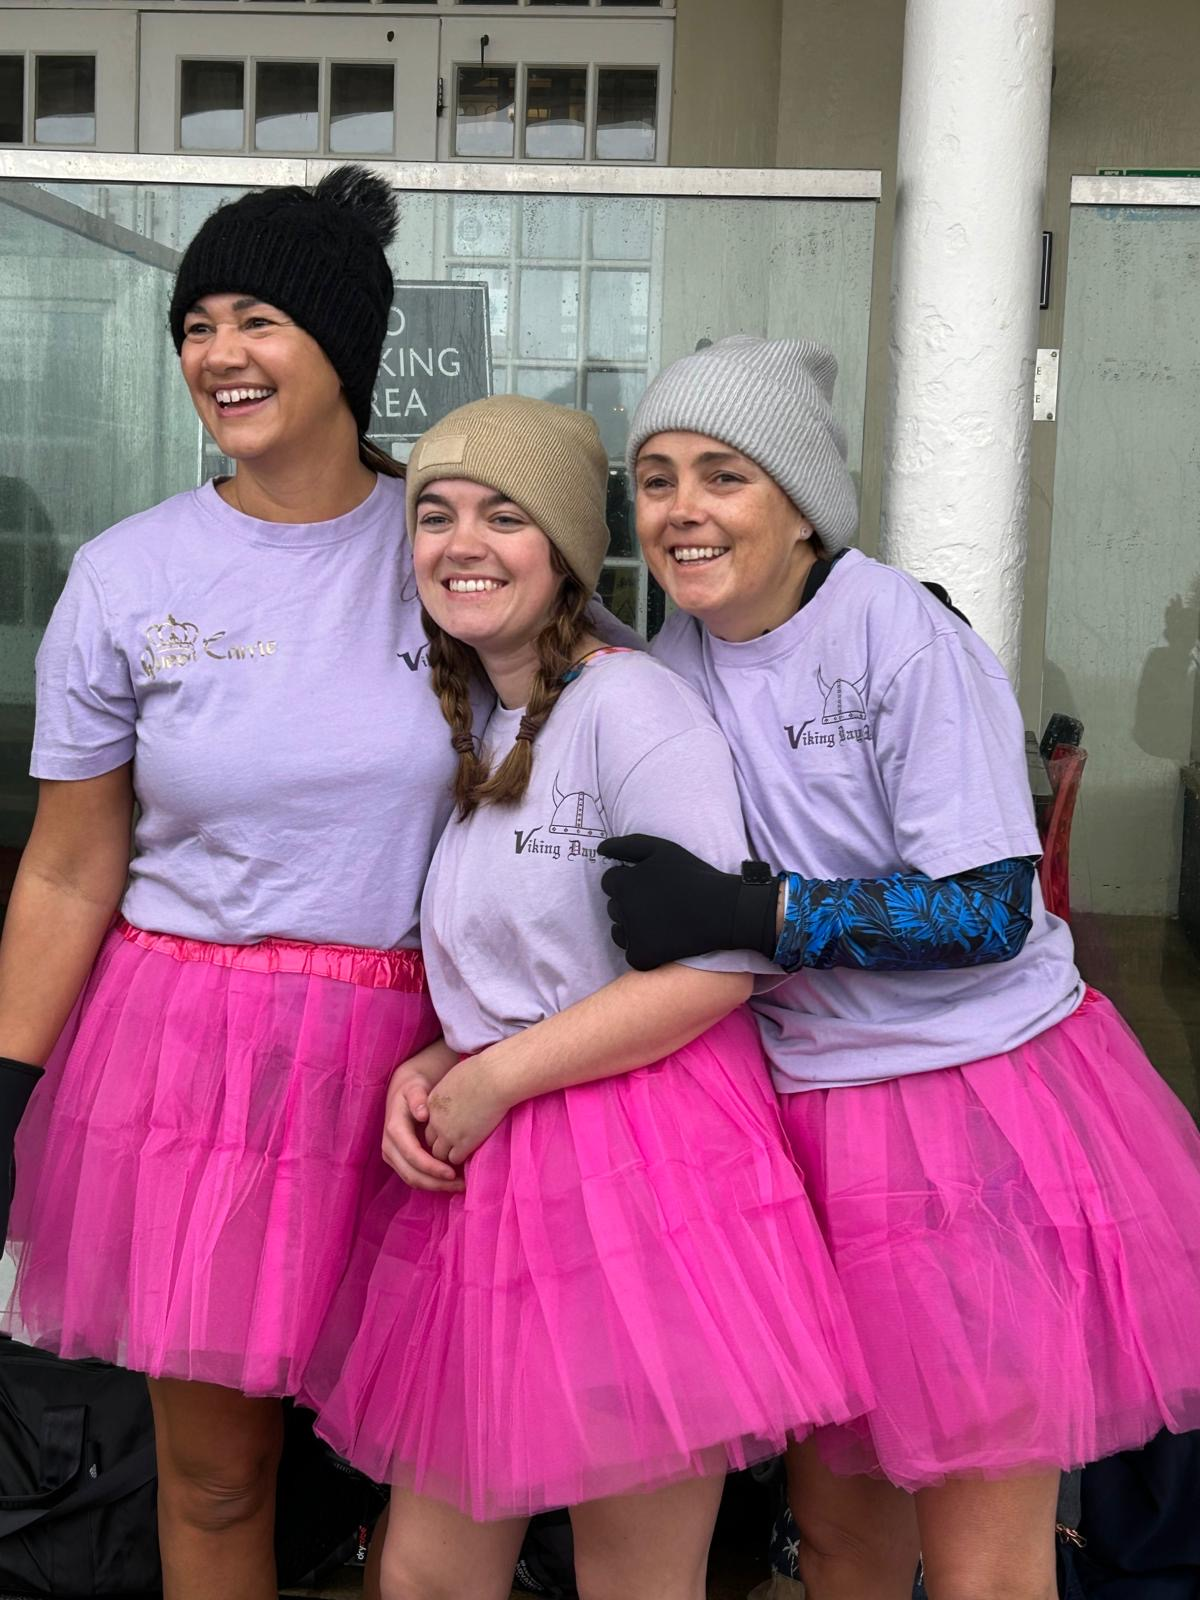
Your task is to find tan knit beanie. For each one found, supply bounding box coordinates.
[406,395,611,592]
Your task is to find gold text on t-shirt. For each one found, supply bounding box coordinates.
[140,614,278,680]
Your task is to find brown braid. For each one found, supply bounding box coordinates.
[422,548,589,819]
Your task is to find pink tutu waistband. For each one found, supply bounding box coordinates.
[115,917,426,992]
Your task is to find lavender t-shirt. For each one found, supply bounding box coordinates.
[420,651,763,1055]
[652,549,1083,1090]
[31,475,461,949]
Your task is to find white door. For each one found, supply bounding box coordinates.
[138,13,438,159]
[0,9,136,151]
[436,15,672,165]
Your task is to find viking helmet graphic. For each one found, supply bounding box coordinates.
[817,666,868,724]
[548,775,608,838]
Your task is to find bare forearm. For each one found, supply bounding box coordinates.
[400,1036,457,1086]
[489,965,752,1106]
[0,864,125,1064]
[0,772,134,1065]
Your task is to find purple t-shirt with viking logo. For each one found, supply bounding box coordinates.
[420,651,764,1055]
[652,548,1083,1090]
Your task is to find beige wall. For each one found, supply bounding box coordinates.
[671,0,1200,730]
[668,0,783,169]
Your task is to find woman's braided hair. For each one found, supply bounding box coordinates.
[424,545,589,819]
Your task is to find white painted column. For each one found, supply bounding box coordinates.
[881,0,1054,679]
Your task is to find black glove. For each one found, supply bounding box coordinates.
[1,1057,43,1249]
[597,834,779,972]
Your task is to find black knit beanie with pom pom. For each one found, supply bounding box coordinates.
[168,164,399,434]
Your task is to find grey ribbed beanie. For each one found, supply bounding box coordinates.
[626,335,859,553]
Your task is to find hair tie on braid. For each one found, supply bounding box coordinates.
[451,732,476,755]
[515,715,539,744]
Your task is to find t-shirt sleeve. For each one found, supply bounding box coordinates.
[874,635,1042,880]
[608,722,777,976]
[31,551,137,780]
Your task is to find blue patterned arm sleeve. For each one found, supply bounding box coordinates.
[774,857,1036,974]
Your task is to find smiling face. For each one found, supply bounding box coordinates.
[412,479,564,675]
[179,293,351,465]
[634,431,819,641]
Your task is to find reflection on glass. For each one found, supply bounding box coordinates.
[588,269,649,361]
[596,68,657,161]
[34,56,95,146]
[596,563,642,633]
[180,61,245,151]
[518,268,580,360]
[1,58,23,144]
[455,67,516,159]
[452,196,513,258]
[586,368,642,461]
[521,196,584,260]
[255,61,319,152]
[452,264,510,356]
[604,467,636,559]
[591,198,654,262]
[330,63,394,154]
[516,366,577,405]
[524,67,586,159]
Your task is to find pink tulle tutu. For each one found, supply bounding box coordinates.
[5,919,438,1396]
[781,988,1200,1492]
[302,1006,871,1519]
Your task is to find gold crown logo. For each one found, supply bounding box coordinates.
[145,614,200,658]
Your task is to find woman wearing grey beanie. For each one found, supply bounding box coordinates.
[599,335,1200,1600]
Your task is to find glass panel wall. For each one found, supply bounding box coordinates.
[0,167,876,898]
[1044,199,1200,1113]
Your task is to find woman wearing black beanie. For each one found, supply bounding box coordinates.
[0,167,455,1598]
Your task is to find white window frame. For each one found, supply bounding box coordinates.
[438,15,671,164]
[0,10,136,151]
[138,12,439,157]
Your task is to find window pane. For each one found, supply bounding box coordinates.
[330,62,394,154]
[451,195,513,258]
[518,268,580,361]
[595,562,642,632]
[522,195,584,259]
[455,67,515,159]
[515,366,577,405]
[588,268,649,360]
[524,67,585,160]
[255,60,318,152]
[451,264,510,357]
[180,60,245,151]
[596,67,657,161]
[0,58,23,144]
[34,56,95,146]
[585,367,642,462]
[591,197,654,261]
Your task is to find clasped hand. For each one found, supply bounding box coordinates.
[382,1050,511,1192]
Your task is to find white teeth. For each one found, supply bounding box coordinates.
[214,387,273,405]
[447,578,504,593]
[672,546,728,563]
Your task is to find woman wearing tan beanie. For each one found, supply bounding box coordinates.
[300,394,870,1599]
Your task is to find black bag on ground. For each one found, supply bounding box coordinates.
[274,1402,388,1589]
[1074,1429,1200,1599]
[0,1336,160,1599]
